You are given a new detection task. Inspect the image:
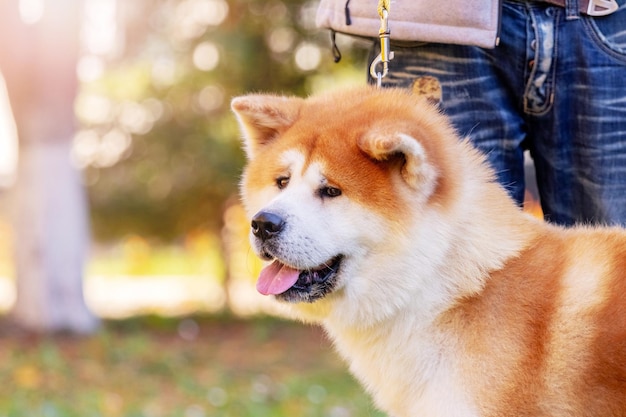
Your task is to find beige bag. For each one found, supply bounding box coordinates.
[316,0,502,48]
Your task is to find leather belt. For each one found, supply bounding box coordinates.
[540,0,619,16]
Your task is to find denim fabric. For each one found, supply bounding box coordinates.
[369,0,626,226]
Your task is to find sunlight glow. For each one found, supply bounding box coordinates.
[19,0,45,25]
[294,42,321,72]
[0,76,18,188]
[82,0,118,56]
[152,57,178,88]
[78,0,118,82]
[175,0,229,40]
[72,128,131,169]
[267,27,296,54]
[77,55,106,83]
[193,42,220,72]
[196,85,225,113]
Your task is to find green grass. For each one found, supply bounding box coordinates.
[0,315,385,417]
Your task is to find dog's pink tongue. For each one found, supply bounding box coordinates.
[256,260,300,295]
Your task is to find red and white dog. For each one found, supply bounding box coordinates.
[232,86,626,417]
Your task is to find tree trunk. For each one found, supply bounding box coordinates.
[12,142,98,333]
[0,0,99,333]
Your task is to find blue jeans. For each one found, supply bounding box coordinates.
[370,0,626,226]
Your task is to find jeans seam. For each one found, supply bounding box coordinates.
[581,17,626,64]
[523,6,559,116]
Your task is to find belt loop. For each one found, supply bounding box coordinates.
[565,0,581,19]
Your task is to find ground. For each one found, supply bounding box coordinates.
[0,315,385,417]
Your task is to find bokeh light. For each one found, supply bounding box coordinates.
[19,0,44,25]
[192,41,220,72]
[294,42,321,71]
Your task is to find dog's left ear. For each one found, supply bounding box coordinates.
[231,94,303,159]
[358,130,438,195]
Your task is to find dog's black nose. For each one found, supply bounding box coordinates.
[251,211,284,241]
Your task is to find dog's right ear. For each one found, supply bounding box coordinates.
[231,94,303,159]
[358,129,438,199]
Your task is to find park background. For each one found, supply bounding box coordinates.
[0,0,389,416]
[0,1,543,415]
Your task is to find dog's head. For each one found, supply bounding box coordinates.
[232,87,467,324]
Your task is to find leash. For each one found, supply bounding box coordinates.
[369,0,394,88]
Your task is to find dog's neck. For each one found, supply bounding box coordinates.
[319,164,542,415]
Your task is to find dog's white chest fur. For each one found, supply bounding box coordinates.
[326,316,480,417]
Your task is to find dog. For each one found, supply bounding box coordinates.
[231,86,626,417]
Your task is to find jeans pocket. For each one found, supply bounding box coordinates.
[583,0,626,59]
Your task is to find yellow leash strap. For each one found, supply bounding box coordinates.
[377,0,391,18]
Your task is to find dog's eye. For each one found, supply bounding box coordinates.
[320,186,342,198]
[276,176,290,189]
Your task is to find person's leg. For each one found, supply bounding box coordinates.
[371,1,533,205]
[528,0,626,225]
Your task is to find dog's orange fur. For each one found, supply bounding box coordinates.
[234,86,626,417]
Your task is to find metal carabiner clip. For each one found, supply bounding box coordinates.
[369,7,394,88]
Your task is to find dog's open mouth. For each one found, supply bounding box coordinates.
[256,256,343,303]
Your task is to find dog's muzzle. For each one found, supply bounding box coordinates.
[251,211,284,241]
[250,210,343,303]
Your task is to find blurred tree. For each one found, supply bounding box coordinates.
[0,0,99,333]
[77,0,368,242]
